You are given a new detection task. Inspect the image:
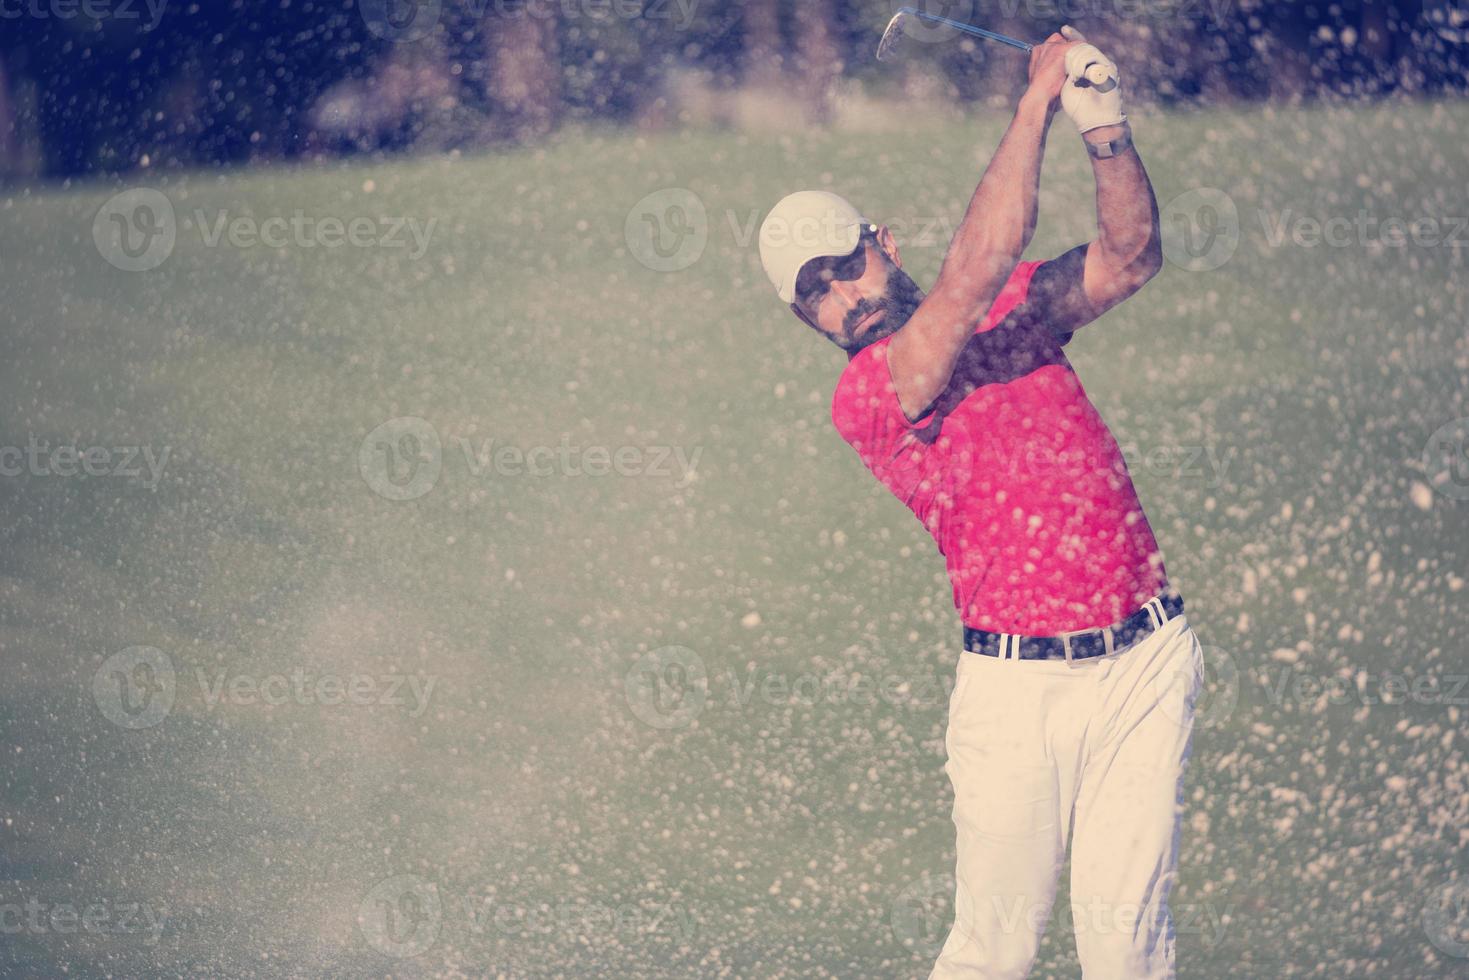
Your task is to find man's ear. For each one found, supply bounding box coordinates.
[875,224,901,269]
[790,303,821,333]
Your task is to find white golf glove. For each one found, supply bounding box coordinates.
[1058,26,1126,134]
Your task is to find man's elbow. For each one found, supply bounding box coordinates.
[1117,238,1163,294]
[1137,236,1164,282]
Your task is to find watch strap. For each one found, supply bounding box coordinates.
[1085,130,1133,159]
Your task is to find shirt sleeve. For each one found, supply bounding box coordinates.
[980,260,1041,329]
[999,258,1073,348]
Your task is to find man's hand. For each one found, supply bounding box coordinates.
[1057,26,1127,134]
[1025,30,1082,112]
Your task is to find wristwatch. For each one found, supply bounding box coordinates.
[1084,130,1133,159]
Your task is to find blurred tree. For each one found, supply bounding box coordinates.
[0,56,15,174]
[796,0,841,124]
[487,7,563,141]
[743,0,783,86]
[0,0,1463,178]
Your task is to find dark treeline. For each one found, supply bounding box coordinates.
[0,0,1464,179]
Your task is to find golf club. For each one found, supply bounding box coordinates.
[877,6,1034,61]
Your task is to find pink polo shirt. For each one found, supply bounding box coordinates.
[830,260,1169,635]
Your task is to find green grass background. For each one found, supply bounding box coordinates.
[2,99,1467,977]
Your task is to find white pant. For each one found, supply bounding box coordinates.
[930,608,1204,979]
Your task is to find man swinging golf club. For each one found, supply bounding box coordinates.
[758,26,1205,979]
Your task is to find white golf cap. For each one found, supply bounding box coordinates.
[758,190,873,305]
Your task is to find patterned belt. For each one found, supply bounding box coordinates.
[962,591,1185,664]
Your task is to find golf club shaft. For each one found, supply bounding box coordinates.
[905,7,1033,52]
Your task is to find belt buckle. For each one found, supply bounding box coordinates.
[1057,626,1115,665]
[1057,628,1092,666]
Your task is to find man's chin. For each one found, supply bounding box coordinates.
[862,310,905,343]
[842,324,895,354]
[836,299,915,351]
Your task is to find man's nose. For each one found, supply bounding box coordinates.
[831,279,861,309]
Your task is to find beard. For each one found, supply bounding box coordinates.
[835,268,924,352]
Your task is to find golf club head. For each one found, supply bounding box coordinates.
[876,10,911,61]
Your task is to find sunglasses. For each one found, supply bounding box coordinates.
[794,227,877,313]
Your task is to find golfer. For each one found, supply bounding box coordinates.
[757,28,1205,979]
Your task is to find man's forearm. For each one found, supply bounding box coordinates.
[934,91,1055,311]
[1084,122,1162,283]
